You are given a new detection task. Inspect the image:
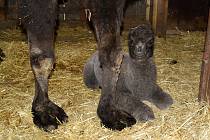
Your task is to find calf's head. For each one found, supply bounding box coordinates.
[128,25,155,61]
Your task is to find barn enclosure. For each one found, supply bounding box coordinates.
[0,0,208,30]
[0,0,210,139]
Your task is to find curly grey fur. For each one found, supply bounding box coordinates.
[84,25,173,121]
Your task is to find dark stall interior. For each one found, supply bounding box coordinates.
[168,0,208,31]
[0,0,208,30]
[0,0,209,139]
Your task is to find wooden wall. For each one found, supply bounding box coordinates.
[0,0,6,21]
[168,0,208,30]
[1,0,207,31]
[7,0,18,20]
[58,0,146,22]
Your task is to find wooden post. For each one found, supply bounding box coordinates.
[149,0,154,24]
[146,0,150,21]
[0,0,6,21]
[199,9,210,104]
[152,0,158,32]
[146,0,154,25]
[152,0,168,38]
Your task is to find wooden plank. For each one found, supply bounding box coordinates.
[146,0,150,21]
[6,0,18,20]
[149,0,154,24]
[0,0,5,21]
[199,9,210,104]
[152,0,168,37]
[152,0,158,33]
[157,0,168,37]
[0,0,5,7]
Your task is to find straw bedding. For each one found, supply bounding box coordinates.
[0,23,209,140]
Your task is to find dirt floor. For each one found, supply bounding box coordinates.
[0,22,209,140]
